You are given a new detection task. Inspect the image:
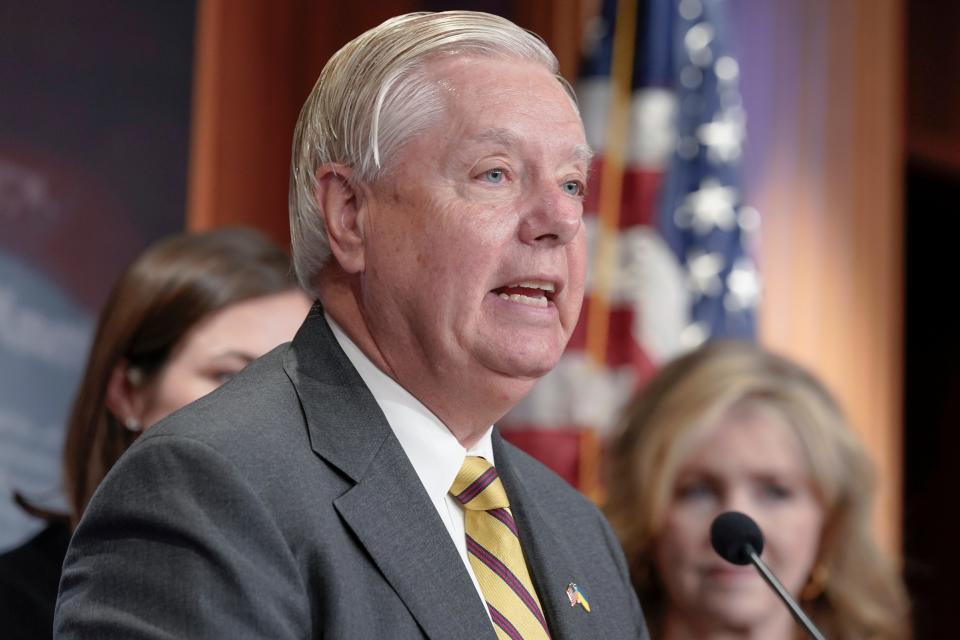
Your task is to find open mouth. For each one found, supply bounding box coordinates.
[491,280,556,308]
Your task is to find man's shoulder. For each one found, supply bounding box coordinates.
[98,342,350,527]
[137,345,305,456]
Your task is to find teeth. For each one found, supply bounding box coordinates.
[509,281,556,292]
[498,292,549,308]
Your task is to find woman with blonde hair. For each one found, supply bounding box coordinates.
[605,340,910,639]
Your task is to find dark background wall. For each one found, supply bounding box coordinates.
[904,0,960,636]
[903,160,959,638]
[0,1,195,549]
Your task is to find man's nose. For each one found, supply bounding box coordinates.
[518,182,582,247]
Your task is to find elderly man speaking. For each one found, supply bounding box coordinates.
[55,11,649,640]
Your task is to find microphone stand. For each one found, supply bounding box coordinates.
[745,544,828,640]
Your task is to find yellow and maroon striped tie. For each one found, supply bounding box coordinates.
[450,456,551,640]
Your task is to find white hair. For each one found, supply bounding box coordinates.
[288,11,575,295]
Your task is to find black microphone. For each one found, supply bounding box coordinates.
[710,511,828,640]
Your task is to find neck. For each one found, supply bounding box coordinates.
[317,268,523,449]
[317,267,397,380]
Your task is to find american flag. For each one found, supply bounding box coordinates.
[500,0,760,493]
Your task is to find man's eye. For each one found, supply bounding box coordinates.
[482,168,505,183]
[562,180,584,196]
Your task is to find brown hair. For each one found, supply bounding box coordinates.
[604,341,910,640]
[52,227,299,528]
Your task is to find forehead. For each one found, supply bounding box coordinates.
[179,292,306,355]
[677,403,811,476]
[418,54,587,152]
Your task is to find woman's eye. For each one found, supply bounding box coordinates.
[562,180,584,197]
[482,168,505,183]
[759,482,793,501]
[207,369,240,385]
[676,480,715,502]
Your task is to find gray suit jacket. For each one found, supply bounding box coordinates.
[55,305,649,639]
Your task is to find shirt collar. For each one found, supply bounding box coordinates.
[325,313,494,500]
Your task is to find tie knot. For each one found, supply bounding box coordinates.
[449,456,509,511]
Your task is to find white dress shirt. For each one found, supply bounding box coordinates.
[326,314,493,608]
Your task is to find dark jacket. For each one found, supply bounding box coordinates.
[55,305,648,639]
[0,522,70,639]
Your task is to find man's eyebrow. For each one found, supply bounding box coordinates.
[571,144,594,164]
[470,129,595,165]
[469,128,522,146]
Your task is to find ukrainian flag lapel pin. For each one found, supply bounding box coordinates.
[565,582,591,612]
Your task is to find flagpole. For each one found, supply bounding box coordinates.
[580,0,639,503]
[585,0,639,369]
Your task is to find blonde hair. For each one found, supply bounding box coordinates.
[605,341,910,639]
[288,10,574,295]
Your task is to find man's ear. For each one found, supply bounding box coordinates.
[314,164,367,274]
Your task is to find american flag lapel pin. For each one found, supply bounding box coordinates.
[565,582,591,612]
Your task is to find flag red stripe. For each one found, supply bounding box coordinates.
[567,297,655,377]
[584,158,663,228]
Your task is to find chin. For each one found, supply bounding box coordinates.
[699,597,777,631]
[490,346,563,380]
[485,330,568,371]
[470,354,554,409]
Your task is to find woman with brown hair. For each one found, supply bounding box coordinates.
[605,341,910,640]
[0,227,311,639]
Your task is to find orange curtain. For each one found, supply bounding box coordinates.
[186,0,419,247]
[754,0,904,553]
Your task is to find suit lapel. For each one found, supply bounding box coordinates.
[283,304,389,482]
[334,440,495,640]
[283,304,494,640]
[494,433,596,640]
